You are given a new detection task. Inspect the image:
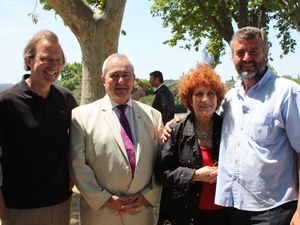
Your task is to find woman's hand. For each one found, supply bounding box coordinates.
[192,166,218,183]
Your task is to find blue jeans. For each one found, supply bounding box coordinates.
[226,201,297,225]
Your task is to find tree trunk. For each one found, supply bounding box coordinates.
[294,0,300,32]
[46,0,126,104]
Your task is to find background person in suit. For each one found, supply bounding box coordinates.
[149,70,175,124]
[69,53,163,225]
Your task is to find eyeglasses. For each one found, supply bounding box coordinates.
[37,56,64,66]
[109,73,132,81]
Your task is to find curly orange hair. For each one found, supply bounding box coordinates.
[179,64,227,112]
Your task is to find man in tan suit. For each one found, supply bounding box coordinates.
[69,53,163,225]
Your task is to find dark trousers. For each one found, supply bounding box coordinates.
[195,208,228,225]
[158,208,228,225]
[226,201,297,225]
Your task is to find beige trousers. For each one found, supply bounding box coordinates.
[1,198,71,225]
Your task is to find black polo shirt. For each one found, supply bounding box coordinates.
[0,74,78,208]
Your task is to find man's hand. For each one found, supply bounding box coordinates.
[104,193,149,213]
[161,117,182,142]
[291,154,300,224]
[103,195,132,211]
[118,193,149,213]
[135,78,147,92]
[290,207,300,225]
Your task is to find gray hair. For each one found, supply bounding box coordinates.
[102,53,134,75]
[230,26,269,54]
[23,30,65,71]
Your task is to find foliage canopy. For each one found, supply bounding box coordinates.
[59,62,82,102]
[150,0,300,61]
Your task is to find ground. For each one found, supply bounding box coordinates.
[70,193,80,225]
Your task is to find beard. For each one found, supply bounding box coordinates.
[237,61,266,80]
[240,71,257,80]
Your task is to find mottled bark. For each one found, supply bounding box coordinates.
[46,0,126,104]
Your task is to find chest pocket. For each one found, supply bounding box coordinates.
[250,112,281,145]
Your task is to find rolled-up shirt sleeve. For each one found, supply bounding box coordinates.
[285,87,300,152]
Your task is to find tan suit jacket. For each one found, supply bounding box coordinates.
[69,95,163,225]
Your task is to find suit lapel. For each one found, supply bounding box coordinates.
[101,98,127,157]
[132,101,144,167]
[102,99,149,181]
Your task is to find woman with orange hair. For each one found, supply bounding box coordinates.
[155,64,228,225]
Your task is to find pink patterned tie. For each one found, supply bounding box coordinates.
[117,105,136,177]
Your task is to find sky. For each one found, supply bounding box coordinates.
[0,0,300,84]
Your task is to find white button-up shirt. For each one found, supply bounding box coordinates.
[215,68,300,211]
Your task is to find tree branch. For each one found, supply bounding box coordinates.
[46,0,95,37]
[194,0,233,43]
[238,0,249,28]
[218,0,234,42]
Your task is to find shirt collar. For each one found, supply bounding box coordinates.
[154,83,165,92]
[235,67,272,93]
[19,74,37,99]
[20,74,56,100]
[253,67,273,90]
[104,94,133,109]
